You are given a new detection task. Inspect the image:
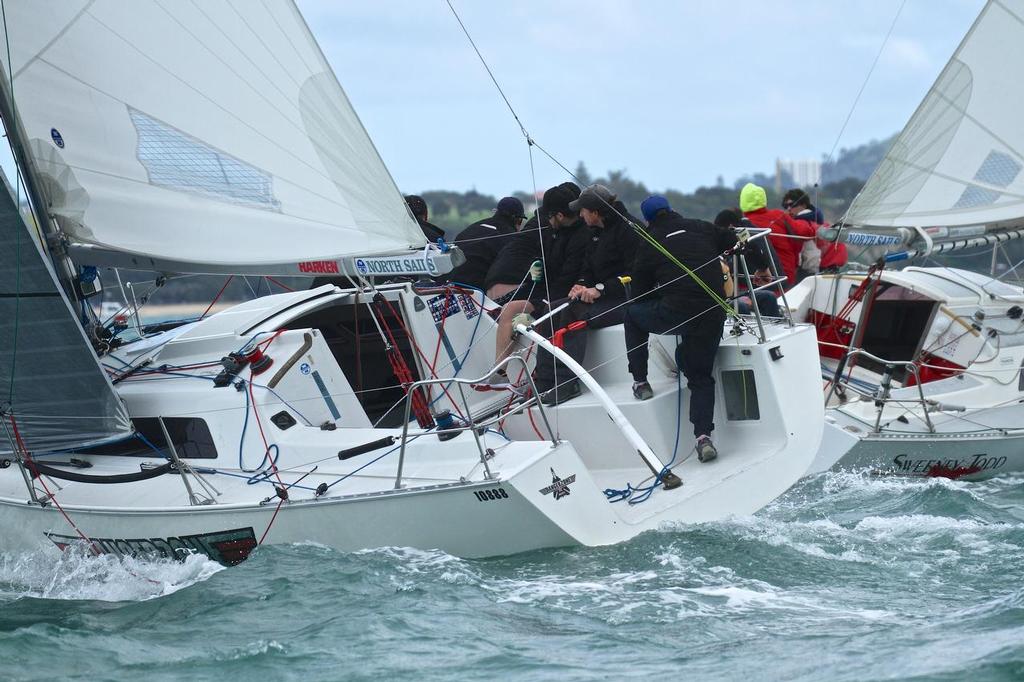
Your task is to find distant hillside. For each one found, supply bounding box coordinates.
[822,135,895,184]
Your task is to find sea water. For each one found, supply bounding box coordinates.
[1,471,1023,681]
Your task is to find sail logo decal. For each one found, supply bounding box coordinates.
[298,260,339,274]
[539,468,575,500]
[45,527,258,566]
[351,255,439,276]
[50,128,65,148]
[300,362,311,375]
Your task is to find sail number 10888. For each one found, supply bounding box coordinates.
[473,488,508,502]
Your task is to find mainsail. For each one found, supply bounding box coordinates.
[0,0,426,275]
[0,175,131,454]
[845,0,1024,236]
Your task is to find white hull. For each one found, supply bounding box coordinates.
[0,285,823,563]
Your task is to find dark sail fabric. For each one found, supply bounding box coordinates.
[0,177,131,454]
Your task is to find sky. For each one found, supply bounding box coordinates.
[296,0,986,199]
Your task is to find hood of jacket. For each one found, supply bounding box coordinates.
[739,183,768,213]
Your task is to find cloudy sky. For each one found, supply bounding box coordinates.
[297,0,985,199]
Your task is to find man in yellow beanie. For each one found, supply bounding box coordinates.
[739,183,815,286]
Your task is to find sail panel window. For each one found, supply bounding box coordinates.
[70,417,218,459]
[129,108,281,211]
[953,150,1022,209]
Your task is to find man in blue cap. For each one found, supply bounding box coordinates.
[624,195,736,462]
[447,196,526,290]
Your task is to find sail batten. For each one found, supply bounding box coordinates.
[0,0,425,273]
[846,0,1024,233]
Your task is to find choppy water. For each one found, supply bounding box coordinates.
[2,471,1023,681]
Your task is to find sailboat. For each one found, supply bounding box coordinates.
[0,1,822,565]
[790,0,1024,481]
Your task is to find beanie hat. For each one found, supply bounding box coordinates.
[714,208,743,228]
[540,187,573,217]
[640,195,671,222]
[739,183,767,213]
[404,194,428,220]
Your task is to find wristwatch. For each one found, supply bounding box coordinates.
[595,283,605,292]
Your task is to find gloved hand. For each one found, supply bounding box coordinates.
[529,260,543,282]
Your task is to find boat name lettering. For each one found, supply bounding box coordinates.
[892,453,1007,475]
[45,527,258,566]
[539,468,575,500]
[352,255,439,276]
[298,260,340,274]
[473,488,508,502]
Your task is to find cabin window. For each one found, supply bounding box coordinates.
[721,369,760,420]
[72,417,218,459]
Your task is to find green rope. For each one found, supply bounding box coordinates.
[625,216,739,317]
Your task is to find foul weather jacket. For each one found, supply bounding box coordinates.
[632,211,737,315]
[576,209,639,301]
[742,207,815,285]
[448,213,518,289]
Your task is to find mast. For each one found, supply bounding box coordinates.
[0,54,82,304]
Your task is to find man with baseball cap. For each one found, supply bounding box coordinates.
[447,196,526,290]
[533,184,638,406]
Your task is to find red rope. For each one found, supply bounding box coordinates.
[258,496,286,545]
[264,276,293,292]
[10,416,100,555]
[201,275,234,319]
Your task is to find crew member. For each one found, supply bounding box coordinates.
[532,184,637,406]
[624,196,736,462]
[404,194,446,243]
[739,183,815,285]
[447,197,525,290]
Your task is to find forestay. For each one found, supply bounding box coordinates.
[845,0,1024,234]
[0,0,425,275]
[0,176,131,454]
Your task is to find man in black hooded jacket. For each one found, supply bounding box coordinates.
[447,196,525,290]
[625,196,736,463]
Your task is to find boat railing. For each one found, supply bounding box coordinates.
[729,226,795,340]
[827,347,936,433]
[394,355,556,489]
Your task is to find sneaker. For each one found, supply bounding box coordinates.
[632,381,654,401]
[696,435,718,463]
[472,370,510,392]
[540,380,581,406]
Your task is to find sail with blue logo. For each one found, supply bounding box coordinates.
[0,0,426,275]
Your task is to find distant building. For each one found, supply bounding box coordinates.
[775,158,822,193]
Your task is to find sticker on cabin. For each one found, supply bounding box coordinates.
[427,294,461,323]
[45,527,258,566]
[300,362,311,375]
[539,468,575,500]
[457,292,479,319]
[51,128,65,148]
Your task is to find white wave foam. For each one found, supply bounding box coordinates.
[0,545,223,601]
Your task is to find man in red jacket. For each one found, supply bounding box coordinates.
[739,183,815,285]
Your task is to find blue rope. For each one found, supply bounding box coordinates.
[603,370,684,505]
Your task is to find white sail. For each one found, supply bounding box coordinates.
[0,0,425,275]
[845,0,1024,233]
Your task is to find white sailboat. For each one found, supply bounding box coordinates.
[0,1,822,564]
[792,0,1024,481]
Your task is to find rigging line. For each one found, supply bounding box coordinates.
[824,0,906,170]
[1,0,20,406]
[445,0,529,140]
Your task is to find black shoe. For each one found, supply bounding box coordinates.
[632,381,654,401]
[696,435,718,463]
[540,380,581,406]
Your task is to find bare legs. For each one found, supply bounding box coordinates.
[495,299,535,365]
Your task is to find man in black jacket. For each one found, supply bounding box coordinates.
[447,197,525,290]
[404,195,446,243]
[533,184,638,405]
[625,195,736,462]
[491,186,590,372]
[484,182,581,302]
